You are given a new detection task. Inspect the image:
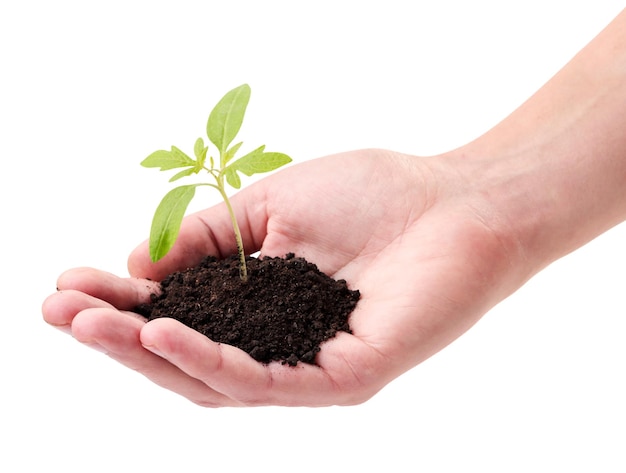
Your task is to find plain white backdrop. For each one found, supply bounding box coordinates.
[1,1,625,471]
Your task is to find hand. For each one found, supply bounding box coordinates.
[42,9,626,406]
[42,148,527,406]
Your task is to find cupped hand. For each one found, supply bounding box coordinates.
[42,149,525,407]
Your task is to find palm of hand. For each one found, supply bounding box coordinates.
[44,149,517,406]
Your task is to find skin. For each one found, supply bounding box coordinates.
[43,9,626,407]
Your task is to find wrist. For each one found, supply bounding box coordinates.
[440,10,626,282]
[445,117,626,285]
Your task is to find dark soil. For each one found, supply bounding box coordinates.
[134,253,360,366]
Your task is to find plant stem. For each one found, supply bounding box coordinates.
[216,184,248,282]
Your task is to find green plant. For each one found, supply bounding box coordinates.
[141,84,292,281]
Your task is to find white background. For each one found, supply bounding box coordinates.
[1,1,625,471]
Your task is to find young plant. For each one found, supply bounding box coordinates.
[141,84,292,281]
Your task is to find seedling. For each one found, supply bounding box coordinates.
[141,84,292,281]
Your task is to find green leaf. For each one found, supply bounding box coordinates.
[171,145,195,165]
[169,167,196,182]
[141,146,195,171]
[224,167,242,189]
[193,138,207,171]
[223,141,243,166]
[228,146,292,176]
[194,137,206,159]
[207,84,251,155]
[149,185,197,262]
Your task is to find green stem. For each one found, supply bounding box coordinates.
[216,182,248,282]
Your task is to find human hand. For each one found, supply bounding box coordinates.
[42,148,528,406]
[42,8,626,406]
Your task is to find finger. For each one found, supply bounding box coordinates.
[42,289,118,331]
[56,267,160,310]
[71,308,240,407]
[140,318,373,407]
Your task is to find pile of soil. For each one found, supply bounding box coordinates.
[134,253,360,366]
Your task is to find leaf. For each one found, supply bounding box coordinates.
[141,146,195,171]
[228,146,292,176]
[149,185,197,262]
[194,137,206,160]
[169,167,196,182]
[171,145,195,165]
[224,167,242,189]
[193,138,207,171]
[223,141,243,166]
[207,84,251,155]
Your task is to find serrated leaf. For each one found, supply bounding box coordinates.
[224,167,242,189]
[207,84,251,155]
[149,185,197,262]
[171,145,195,165]
[169,167,196,182]
[141,146,196,171]
[228,147,292,176]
